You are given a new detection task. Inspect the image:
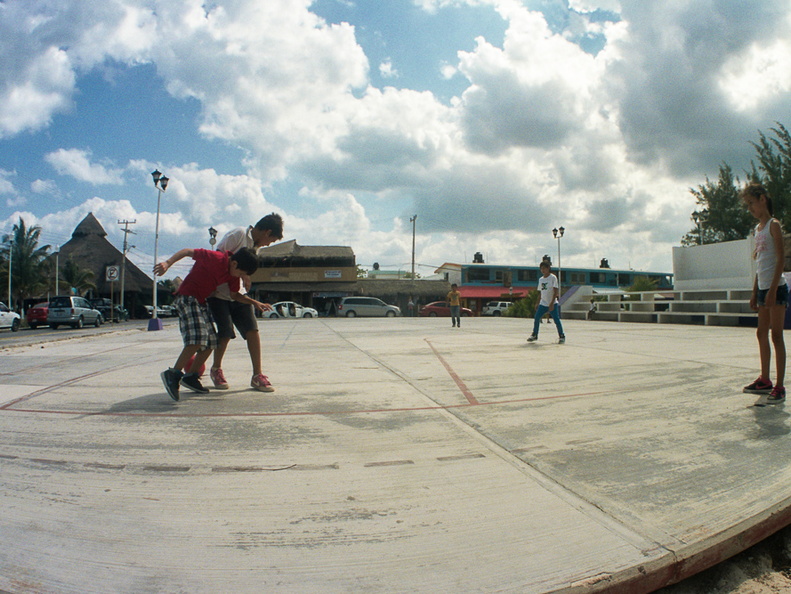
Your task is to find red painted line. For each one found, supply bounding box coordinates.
[425,339,479,405]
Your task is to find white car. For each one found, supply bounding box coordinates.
[268,301,319,318]
[0,301,21,332]
[481,301,512,316]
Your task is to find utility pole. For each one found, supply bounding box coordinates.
[409,214,417,280]
[118,219,136,313]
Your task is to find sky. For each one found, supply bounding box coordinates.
[1,0,790,281]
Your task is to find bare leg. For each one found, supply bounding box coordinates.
[212,337,231,369]
[246,330,262,376]
[756,308,772,380]
[770,305,786,386]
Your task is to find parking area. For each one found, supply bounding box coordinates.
[2,317,790,592]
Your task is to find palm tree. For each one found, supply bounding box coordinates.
[0,217,51,309]
[60,259,96,296]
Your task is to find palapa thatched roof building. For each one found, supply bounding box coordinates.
[57,213,154,315]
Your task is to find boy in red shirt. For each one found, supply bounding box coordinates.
[154,247,265,401]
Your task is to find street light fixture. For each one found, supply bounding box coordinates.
[149,169,169,331]
[691,211,703,245]
[209,226,218,248]
[552,226,565,289]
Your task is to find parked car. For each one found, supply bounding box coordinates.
[90,298,129,322]
[144,305,170,318]
[48,295,103,329]
[419,301,473,317]
[25,302,49,329]
[481,301,513,316]
[268,301,319,318]
[337,297,401,317]
[0,301,21,332]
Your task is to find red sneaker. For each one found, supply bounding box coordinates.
[210,367,229,390]
[251,374,275,392]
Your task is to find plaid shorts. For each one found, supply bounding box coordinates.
[173,295,217,350]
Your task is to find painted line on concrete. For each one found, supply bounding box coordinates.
[425,339,479,405]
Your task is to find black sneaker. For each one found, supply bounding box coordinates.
[767,386,786,405]
[161,368,183,401]
[744,377,773,394]
[527,334,537,342]
[180,372,209,394]
[558,335,565,344]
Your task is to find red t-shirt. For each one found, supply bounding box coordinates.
[176,249,240,303]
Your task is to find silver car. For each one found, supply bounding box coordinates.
[337,297,401,317]
[48,295,103,329]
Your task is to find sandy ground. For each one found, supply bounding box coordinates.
[659,526,791,593]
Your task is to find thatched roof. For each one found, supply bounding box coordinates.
[58,213,153,294]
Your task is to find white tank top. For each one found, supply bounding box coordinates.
[754,218,787,290]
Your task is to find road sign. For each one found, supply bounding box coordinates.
[106,266,120,282]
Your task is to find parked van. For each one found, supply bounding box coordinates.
[337,297,401,317]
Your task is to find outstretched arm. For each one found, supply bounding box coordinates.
[154,249,194,276]
[231,291,271,313]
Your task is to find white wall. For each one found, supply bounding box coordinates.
[672,238,755,290]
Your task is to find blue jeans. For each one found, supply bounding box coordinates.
[532,304,564,337]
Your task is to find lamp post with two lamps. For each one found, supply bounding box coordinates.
[552,226,565,289]
[149,169,169,331]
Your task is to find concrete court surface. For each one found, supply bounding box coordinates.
[1,316,791,593]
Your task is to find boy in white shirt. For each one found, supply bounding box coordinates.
[207,213,283,392]
[527,261,566,344]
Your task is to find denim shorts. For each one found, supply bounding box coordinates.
[757,283,789,307]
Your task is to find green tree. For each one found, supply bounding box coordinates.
[0,217,51,309]
[681,164,753,246]
[750,122,791,228]
[503,291,540,319]
[682,123,790,245]
[626,276,660,292]
[60,259,96,296]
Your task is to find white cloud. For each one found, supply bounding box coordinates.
[45,148,125,184]
[379,60,399,78]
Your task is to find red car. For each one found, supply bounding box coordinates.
[26,302,49,329]
[419,301,473,317]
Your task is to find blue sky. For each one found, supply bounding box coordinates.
[1,0,790,279]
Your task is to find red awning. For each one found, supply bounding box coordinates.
[458,286,527,299]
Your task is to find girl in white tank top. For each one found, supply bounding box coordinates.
[741,183,787,404]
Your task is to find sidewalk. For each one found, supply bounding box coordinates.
[1,317,790,593]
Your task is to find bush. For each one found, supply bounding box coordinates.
[503,291,540,318]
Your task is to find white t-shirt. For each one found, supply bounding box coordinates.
[210,226,254,300]
[537,273,559,307]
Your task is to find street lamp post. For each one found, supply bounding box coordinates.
[149,169,169,331]
[54,245,59,297]
[552,226,565,289]
[692,211,703,245]
[209,226,217,248]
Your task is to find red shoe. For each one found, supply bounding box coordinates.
[251,374,275,392]
[743,377,773,394]
[210,367,229,390]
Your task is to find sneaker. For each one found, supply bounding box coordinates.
[527,334,537,342]
[180,372,209,394]
[767,386,786,404]
[251,373,275,392]
[210,367,229,390]
[558,335,566,344]
[743,377,773,394]
[161,368,183,401]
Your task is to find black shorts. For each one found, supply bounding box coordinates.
[757,284,789,307]
[207,297,258,340]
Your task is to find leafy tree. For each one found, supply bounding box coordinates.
[750,122,791,228]
[683,122,790,244]
[0,217,51,309]
[626,276,660,292]
[60,259,96,296]
[681,164,753,246]
[503,291,540,318]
